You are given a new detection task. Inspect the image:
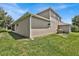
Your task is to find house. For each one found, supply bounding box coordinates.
[13,8,71,39]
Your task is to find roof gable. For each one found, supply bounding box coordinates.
[14,12,31,24]
[13,8,61,24]
[37,8,61,18]
[14,12,50,24]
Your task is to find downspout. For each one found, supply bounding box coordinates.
[29,15,33,40]
[49,9,51,22]
[57,17,61,33]
[69,24,71,32]
[49,9,51,28]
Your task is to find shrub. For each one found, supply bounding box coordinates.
[57,29,64,33]
[71,25,79,32]
[0,27,8,33]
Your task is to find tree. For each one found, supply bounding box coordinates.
[0,8,7,20]
[72,15,79,32]
[0,7,13,29]
[71,25,79,32]
[72,16,79,27]
[5,15,14,29]
[0,7,7,28]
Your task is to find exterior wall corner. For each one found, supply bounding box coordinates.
[29,15,32,39]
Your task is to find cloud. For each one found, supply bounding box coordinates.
[55,4,76,10]
[0,3,28,20]
[36,7,48,13]
[63,18,72,24]
[57,5,68,9]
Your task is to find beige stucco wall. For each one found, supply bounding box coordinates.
[37,10,50,19]
[51,11,59,20]
[32,28,52,37]
[31,16,50,28]
[50,16,59,33]
[37,9,61,33]
[15,17,30,37]
[37,9,60,33]
[43,9,60,33]
[31,10,60,37]
[14,8,71,38]
[31,16,52,37]
[58,25,71,33]
[58,19,71,33]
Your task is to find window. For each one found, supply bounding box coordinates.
[48,22,51,27]
[16,24,19,26]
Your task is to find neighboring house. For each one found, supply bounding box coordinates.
[13,8,71,39]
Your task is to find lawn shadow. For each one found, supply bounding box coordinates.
[8,31,29,40]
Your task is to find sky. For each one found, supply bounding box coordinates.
[0,3,79,24]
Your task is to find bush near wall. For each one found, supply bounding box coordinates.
[0,27,8,33]
[71,25,79,32]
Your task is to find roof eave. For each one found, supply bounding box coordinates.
[13,13,31,24]
[31,14,50,22]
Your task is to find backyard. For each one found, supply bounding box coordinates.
[0,30,79,56]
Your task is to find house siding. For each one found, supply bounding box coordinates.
[50,17,59,33]
[37,9,60,33]
[58,25,71,33]
[31,16,50,28]
[50,10,60,33]
[15,17,30,37]
[58,19,71,33]
[31,16,52,37]
[14,8,71,38]
[32,28,52,37]
[37,10,50,19]
[31,9,60,37]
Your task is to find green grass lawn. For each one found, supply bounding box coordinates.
[0,31,79,56]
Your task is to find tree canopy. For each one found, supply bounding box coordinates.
[72,15,79,32]
[0,7,13,29]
